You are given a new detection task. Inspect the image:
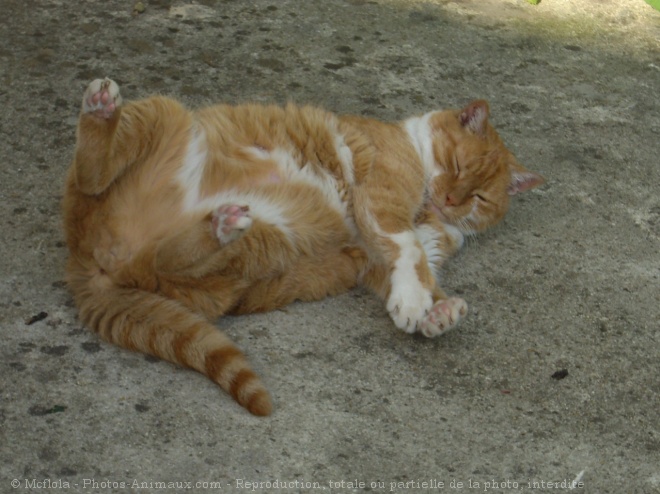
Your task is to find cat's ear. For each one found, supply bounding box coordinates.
[459,100,490,137]
[507,163,545,195]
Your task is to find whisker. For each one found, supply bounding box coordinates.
[459,218,478,248]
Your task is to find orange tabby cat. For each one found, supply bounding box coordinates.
[63,78,543,415]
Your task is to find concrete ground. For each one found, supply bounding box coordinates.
[1,0,658,492]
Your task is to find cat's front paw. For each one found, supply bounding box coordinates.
[212,204,253,245]
[387,289,434,334]
[418,297,468,337]
[82,78,122,119]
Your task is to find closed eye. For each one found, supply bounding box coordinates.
[452,156,460,177]
[473,193,487,202]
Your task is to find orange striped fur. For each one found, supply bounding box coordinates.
[63,79,543,415]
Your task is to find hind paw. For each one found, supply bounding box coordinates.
[418,297,468,337]
[212,204,252,245]
[82,78,122,119]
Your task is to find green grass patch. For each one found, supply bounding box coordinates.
[644,0,660,11]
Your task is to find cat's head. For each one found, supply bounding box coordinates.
[426,100,544,234]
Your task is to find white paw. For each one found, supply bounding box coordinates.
[387,287,433,334]
[212,204,253,245]
[82,78,122,118]
[418,297,468,337]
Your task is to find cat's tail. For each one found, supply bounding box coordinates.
[67,264,272,416]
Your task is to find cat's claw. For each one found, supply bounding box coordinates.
[387,290,434,334]
[82,78,122,119]
[418,297,468,337]
[212,204,253,245]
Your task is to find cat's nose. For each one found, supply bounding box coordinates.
[445,194,458,207]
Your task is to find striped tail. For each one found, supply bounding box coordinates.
[70,268,272,416]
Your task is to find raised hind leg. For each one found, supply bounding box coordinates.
[74,78,189,195]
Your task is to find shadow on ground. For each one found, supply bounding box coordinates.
[1,1,658,492]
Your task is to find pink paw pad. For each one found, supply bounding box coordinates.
[212,204,253,245]
[418,297,468,337]
[82,78,122,119]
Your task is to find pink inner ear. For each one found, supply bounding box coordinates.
[459,100,489,136]
[508,171,545,195]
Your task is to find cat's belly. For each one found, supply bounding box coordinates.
[175,128,358,246]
